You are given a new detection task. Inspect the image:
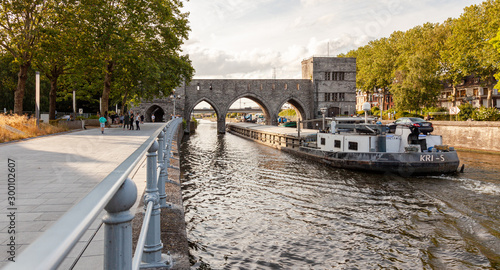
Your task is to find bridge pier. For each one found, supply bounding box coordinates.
[217,115,226,134]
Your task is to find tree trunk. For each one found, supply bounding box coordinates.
[452,85,457,107]
[13,62,31,114]
[49,76,58,120]
[121,91,128,114]
[101,60,114,115]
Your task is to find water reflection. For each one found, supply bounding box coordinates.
[181,121,500,269]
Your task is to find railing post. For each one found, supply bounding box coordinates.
[103,178,137,270]
[157,129,170,208]
[141,140,171,268]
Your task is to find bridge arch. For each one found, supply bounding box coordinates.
[145,105,165,122]
[226,93,274,125]
[276,97,310,126]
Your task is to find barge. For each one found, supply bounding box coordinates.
[227,118,460,176]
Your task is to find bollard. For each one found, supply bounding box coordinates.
[141,140,171,268]
[157,129,169,208]
[103,178,137,270]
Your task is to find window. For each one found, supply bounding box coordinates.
[321,138,326,145]
[330,72,345,81]
[340,93,345,101]
[334,140,341,148]
[348,141,358,151]
[297,84,300,90]
[197,83,200,90]
[284,83,288,90]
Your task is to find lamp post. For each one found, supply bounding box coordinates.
[362,102,371,124]
[320,107,327,130]
[170,94,181,119]
[35,72,40,128]
[378,88,384,120]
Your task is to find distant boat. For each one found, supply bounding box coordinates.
[280,121,296,128]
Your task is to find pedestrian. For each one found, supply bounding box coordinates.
[136,114,140,130]
[123,112,129,130]
[152,114,155,122]
[99,114,107,134]
[119,113,124,125]
[140,114,144,124]
[129,113,134,130]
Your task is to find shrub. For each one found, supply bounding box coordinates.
[0,114,68,143]
[472,106,500,121]
[457,103,475,121]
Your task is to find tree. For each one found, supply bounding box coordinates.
[0,0,53,114]
[71,0,194,115]
[391,23,444,111]
[444,0,500,107]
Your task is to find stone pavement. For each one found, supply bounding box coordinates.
[0,123,168,269]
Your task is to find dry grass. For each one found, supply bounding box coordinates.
[0,114,69,143]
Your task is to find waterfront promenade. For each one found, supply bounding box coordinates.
[0,123,167,269]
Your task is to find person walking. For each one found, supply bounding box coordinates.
[99,114,107,134]
[129,113,134,130]
[151,114,155,122]
[140,114,144,124]
[135,114,140,130]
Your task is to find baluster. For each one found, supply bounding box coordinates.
[141,140,171,268]
[157,129,169,208]
[103,178,137,270]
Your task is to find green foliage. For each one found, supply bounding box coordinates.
[457,103,475,121]
[472,106,500,121]
[394,111,424,119]
[279,108,297,117]
[370,106,380,116]
[340,1,500,112]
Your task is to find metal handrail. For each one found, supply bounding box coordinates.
[132,201,153,270]
[3,123,168,270]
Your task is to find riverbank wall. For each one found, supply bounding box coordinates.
[131,124,190,269]
[431,121,500,153]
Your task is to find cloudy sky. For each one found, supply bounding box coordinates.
[181,0,485,80]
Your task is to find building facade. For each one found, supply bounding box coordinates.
[438,76,500,109]
[301,57,357,118]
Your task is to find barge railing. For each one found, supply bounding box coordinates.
[4,117,183,270]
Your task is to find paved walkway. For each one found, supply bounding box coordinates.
[0,123,167,269]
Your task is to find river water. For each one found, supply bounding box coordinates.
[180,120,500,269]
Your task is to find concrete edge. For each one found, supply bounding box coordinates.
[131,126,189,270]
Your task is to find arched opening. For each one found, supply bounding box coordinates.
[189,98,225,133]
[146,105,165,122]
[277,98,307,128]
[226,95,272,126]
[191,100,219,123]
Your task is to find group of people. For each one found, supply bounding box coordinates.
[98,111,144,134]
[121,112,143,130]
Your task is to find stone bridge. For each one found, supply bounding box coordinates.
[137,57,357,133]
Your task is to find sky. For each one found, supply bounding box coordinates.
[181,0,486,80]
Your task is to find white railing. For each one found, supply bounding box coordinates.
[4,118,184,270]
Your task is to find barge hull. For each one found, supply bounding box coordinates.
[294,147,460,176]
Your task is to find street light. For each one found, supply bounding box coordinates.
[320,107,327,130]
[362,102,371,124]
[378,88,384,120]
[170,94,181,119]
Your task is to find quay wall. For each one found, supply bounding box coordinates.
[431,121,500,153]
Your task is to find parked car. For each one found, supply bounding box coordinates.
[387,117,433,134]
